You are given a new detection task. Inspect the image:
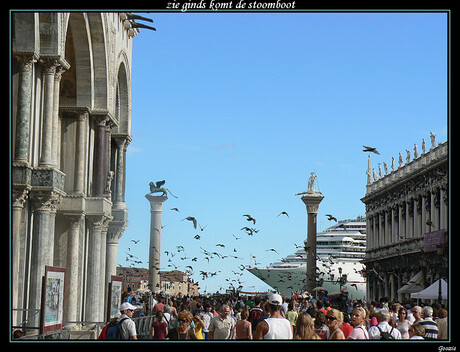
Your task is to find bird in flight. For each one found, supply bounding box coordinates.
[182,216,197,229]
[277,211,289,218]
[243,214,256,224]
[326,214,337,222]
[363,145,380,155]
[170,208,180,212]
[131,239,140,244]
[266,248,279,254]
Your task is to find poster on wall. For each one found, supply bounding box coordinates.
[40,266,66,334]
[107,275,123,321]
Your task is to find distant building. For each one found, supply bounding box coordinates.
[361,138,448,302]
[117,267,200,296]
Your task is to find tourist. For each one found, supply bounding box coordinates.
[118,302,138,340]
[249,296,264,333]
[152,297,165,313]
[235,308,253,340]
[410,306,423,324]
[285,301,298,333]
[314,311,329,339]
[200,302,214,340]
[192,312,205,339]
[347,307,369,340]
[167,310,197,340]
[395,307,411,339]
[436,308,448,339]
[151,311,168,340]
[340,312,354,338]
[208,304,236,340]
[254,293,293,340]
[326,309,345,340]
[419,306,439,340]
[293,311,321,340]
[368,309,402,339]
[409,322,425,340]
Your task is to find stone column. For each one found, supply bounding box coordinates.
[145,194,168,293]
[74,110,88,194]
[300,193,324,294]
[92,118,108,196]
[39,58,58,167]
[85,216,105,322]
[63,214,83,328]
[105,223,127,303]
[14,53,37,164]
[51,66,66,167]
[12,188,29,326]
[113,137,128,209]
[407,198,414,238]
[399,202,406,240]
[27,192,60,329]
[440,186,448,230]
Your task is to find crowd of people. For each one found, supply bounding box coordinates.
[104,292,449,341]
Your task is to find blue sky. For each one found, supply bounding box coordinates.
[118,11,448,294]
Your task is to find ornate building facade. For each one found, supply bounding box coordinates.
[11,12,144,331]
[361,136,448,302]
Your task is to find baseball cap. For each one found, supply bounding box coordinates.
[120,302,137,311]
[268,293,282,306]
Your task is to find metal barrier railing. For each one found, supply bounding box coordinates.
[11,311,157,340]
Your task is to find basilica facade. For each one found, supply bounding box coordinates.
[11,12,144,332]
[361,136,448,303]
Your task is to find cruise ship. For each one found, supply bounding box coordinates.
[247,217,367,300]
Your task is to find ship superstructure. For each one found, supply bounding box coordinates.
[247,217,367,299]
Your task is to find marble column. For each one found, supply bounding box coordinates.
[51,66,65,167]
[39,58,58,167]
[85,216,105,322]
[11,188,29,326]
[74,111,88,194]
[92,118,108,196]
[105,223,127,304]
[440,186,448,230]
[63,215,82,328]
[300,193,324,294]
[113,137,127,209]
[145,194,168,294]
[14,53,37,164]
[27,192,60,329]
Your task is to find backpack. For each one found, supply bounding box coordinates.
[105,317,128,340]
[377,326,395,340]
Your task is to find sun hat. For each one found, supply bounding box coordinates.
[120,302,137,311]
[268,292,283,306]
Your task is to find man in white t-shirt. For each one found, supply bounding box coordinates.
[118,302,138,340]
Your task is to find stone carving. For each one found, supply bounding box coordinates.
[430,132,436,149]
[105,170,114,194]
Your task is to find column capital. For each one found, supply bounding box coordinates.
[300,193,324,214]
[31,191,61,212]
[14,51,39,69]
[145,194,168,212]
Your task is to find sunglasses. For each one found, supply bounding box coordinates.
[178,319,188,323]
[326,315,337,321]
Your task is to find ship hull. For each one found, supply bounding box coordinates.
[247,259,366,300]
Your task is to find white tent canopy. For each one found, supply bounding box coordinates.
[411,279,448,300]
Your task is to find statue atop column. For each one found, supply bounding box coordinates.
[148,180,178,198]
[296,172,322,196]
